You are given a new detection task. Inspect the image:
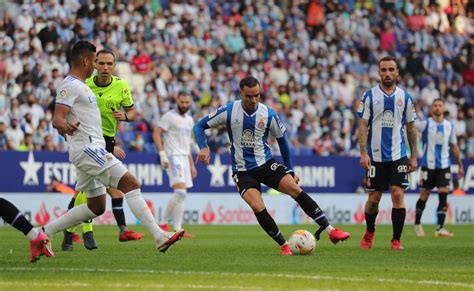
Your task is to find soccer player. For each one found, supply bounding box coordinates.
[414,98,464,237]
[357,56,417,251]
[153,92,197,238]
[194,76,351,256]
[0,198,54,262]
[42,40,184,253]
[61,49,144,251]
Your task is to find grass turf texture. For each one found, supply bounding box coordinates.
[0,224,473,290]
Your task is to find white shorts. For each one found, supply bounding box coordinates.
[73,145,128,198]
[166,154,193,188]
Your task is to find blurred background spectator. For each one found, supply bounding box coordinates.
[0,0,473,159]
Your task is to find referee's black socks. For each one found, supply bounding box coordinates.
[294,191,329,229]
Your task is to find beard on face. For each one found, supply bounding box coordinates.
[382,78,394,87]
[177,105,189,114]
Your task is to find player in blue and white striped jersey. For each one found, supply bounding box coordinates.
[357,56,418,251]
[414,99,464,237]
[194,76,350,255]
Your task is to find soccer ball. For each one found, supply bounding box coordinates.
[288,229,316,255]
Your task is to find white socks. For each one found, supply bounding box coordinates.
[26,228,40,240]
[125,188,165,241]
[43,204,96,237]
[325,225,335,234]
[161,189,187,231]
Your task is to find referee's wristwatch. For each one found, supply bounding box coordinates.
[124,113,129,122]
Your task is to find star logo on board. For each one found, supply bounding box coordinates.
[20,151,42,185]
[207,154,228,187]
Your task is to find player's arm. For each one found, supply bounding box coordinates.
[405,93,417,172]
[152,126,169,168]
[357,93,371,169]
[115,81,136,122]
[194,105,228,165]
[450,143,464,178]
[53,86,80,136]
[406,121,417,172]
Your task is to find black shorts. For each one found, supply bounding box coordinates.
[420,167,451,190]
[104,136,115,153]
[232,159,289,196]
[366,158,409,192]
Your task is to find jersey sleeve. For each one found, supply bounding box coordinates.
[55,82,78,108]
[205,105,228,128]
[415,120,427,132]
[269,109,286,139]
[357,91,371,120]
[404,93,416,123]
[158,112,171,132]
[449,122,458,144]
[120,80,134,108]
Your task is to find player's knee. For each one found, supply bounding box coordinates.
[88,203,105,216]
[117,172,140,193]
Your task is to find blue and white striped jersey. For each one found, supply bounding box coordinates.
[417,118,456,169]
[195,101,286,171]
[357,85,416,162]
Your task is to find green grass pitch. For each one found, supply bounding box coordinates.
[0,224,473,290]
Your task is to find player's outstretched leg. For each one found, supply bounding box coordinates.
[435,192,453,237]
[62,191,96,250]
[294,190,351,244]
[0,198,54,262]
[119,172,184,252]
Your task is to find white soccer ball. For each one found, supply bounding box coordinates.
[288,229,316,255]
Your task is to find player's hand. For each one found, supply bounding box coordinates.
[197,148,210,165]
[112,109,126,121]
[293,174,300,184]
[159,150,170,169]
[64,121,80,136]
[408,156,417,173]
[113,146,126,160]
[458,165,464,179]
[360,153,371,169]
[191,165,197,179]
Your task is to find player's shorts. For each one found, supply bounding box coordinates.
[73,145,128,198]
[419,167,451,190]
[166,154,193,188]
[232,159,289,196]
[365,157,409,192]
[104,135,115,153]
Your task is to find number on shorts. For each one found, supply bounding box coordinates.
[367,166,376,178]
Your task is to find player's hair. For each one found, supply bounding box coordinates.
[432,98,445,105]
[177,91,190,98]
[96,49,116,61]
[239,76,260,89]
[378,56,399,69]
[70,41,96,64]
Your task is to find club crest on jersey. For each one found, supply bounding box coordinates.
[241,129,255,147]
[59,89,67,98]
[382,110,394,128]
[257,118,265,129]
[396,97,404,107]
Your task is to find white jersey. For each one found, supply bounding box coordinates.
[418,117,456,170]
[159,109,194,156]
[357,85,416,162]
[55,75,105,159]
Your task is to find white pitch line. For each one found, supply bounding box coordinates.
[1,267,473,289]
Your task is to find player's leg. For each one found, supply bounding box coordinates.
[63,191,90,251]
[0,198,54,262]
[108,187,145,242]
[390,185,406,250]
[415,167,433,237]
[414,189,430,237]
[435,179,453,237]
[241,186,290,255]
[115,168,184,252]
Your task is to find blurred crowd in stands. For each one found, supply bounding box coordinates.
[0,0,473,158]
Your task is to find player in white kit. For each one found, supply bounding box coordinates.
[40,41,184,252]
[153,92,197,238]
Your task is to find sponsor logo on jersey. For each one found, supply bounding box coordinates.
[241,129,255,147]
[382,110,394,128]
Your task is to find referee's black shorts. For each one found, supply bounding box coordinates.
[104,136,115,153]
